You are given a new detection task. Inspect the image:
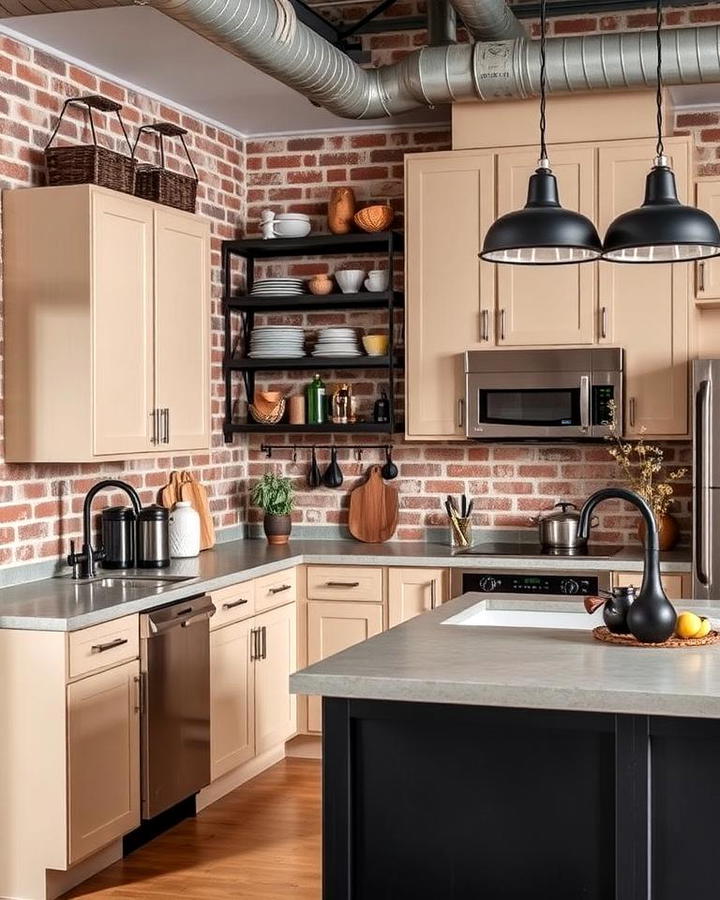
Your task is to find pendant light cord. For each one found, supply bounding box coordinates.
[539,0,548,162]
[656,0,664,158]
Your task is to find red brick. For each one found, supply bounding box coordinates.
[553,17,599,33]
[350,166,389,180]
[689,7,720,23]
[350,133,387,148]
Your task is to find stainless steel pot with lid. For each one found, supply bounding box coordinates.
[532,502,598,550]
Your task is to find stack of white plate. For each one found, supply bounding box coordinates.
[250,277,306,296]
[249,325,305,359]
[312,327,362,358]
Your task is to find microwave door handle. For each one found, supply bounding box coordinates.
[696,379,712,586]
[579,376,590,430]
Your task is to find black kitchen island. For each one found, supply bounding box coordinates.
[291,593,720,900]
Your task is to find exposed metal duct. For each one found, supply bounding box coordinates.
[2,0,720,121]
[427,0,457,47]
[448,0,525,40]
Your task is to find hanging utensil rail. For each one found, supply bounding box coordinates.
[260,442,393,460]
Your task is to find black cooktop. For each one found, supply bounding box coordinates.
[458,543,623,559]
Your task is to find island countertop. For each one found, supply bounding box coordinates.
[290,591,720,719]
[0,538,691,631]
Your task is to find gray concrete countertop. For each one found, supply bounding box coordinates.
[290,591,720,719]
[0,538,691,632]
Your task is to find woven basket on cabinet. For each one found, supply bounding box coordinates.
[132,122,198,213]
[44,95,136,193]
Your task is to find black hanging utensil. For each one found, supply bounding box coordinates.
[322,447,344,489]
[307,447,322,489]
[381,446,398,480]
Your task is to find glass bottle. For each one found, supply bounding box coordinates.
[307,373,326,424]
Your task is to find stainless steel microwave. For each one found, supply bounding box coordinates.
[464,348,623,440]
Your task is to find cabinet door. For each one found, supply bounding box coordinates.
[387,567,448,627]
[612,571,684,601]
[696,180,720,305]
[405,151,495,440]
[210,619,255,781]
[306,600,384,732]
[67,660,140,864]
[599,138,691,437]
[154,208,210,451]
[92,192,154,455]
[254,603,297,755]
[496,146,597,346]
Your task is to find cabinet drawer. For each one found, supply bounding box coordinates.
[612,571,685,601]
[307,566,384,603]
[210,580,256,631]
[255,568,297,613]
[67,614,139,680]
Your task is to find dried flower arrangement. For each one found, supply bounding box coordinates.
[605,400,687,522]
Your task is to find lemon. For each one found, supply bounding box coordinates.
[676,612,703,639]
[696,617,712,638]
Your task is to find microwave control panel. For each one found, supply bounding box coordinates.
[592,385,615,425]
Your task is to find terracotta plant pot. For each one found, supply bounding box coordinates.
[637,512,680,551]
[263,513,292,545]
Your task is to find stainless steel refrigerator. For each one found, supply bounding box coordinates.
[693,360,720,600]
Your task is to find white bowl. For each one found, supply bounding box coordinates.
[276,213,310,221]
[335,269,366,293]
[273,219,312,238]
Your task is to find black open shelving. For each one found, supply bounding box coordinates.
[222,230,403,440]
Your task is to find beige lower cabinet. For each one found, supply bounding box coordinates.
[67,660,141,864]
[306,600,383,732]
[254,603,298,754]
[210,599,297,781]
[388,567,448,627]
[210,618,255,780]
[612,571,687,600]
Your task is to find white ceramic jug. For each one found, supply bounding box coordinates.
[169,501,201,558]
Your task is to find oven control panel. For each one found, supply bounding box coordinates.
[461,572,599,596]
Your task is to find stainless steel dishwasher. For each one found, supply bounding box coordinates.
[139,595,215,819]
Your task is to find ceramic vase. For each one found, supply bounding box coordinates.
[637,512,680,551]
[328,187,356,234]
[169,501,201,558]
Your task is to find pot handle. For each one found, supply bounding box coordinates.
[584,596,605,615]
[590,515,600,528]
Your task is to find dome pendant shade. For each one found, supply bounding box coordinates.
[480,167,603,265]
[603,161,720,263]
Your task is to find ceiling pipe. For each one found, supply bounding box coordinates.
[447,0,525,40]
[1,0,720,120]
[427,0,457,47]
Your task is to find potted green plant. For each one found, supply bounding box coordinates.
[251,473,295,545]
[605,400,687,550]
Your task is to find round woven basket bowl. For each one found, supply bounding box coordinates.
[354,204,394,233]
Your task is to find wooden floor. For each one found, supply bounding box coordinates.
[63,759,321,899]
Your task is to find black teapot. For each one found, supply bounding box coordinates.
[585,585,637,634]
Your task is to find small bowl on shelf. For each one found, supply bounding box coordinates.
[273,218,311,238]
[362,334,389,356]
[354,204,394,233]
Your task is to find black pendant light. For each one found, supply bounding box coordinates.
[480,0,602,265]
[602,0,720,263]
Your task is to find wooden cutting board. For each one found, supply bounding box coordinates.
[160,471,183,510]
[348,465,399,543]
[179,471,216,550]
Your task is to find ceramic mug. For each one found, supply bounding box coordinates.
[335,269,365,294]
[365,269,389,292]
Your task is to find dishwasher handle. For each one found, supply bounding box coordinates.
[147,599,216,635]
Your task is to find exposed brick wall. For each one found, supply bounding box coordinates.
[0,36,246,568]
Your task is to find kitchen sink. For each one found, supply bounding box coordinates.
[443,598,603,630]
[77,575,194,589]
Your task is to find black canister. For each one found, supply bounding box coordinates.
[101,506,136,569]
[602,585,637,634]
[136,505,170,568]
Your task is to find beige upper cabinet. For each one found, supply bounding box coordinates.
[154,208,211,452]
[496,146,597,346]
[210,618,255,781]
[3,184,211,462]
[66,660,141,865]
[306,599,383,732]
[695,178,720,306]
[254,602,298,755]
[405,151,495,440]
[598,137,691,438]
[387,567,448,627]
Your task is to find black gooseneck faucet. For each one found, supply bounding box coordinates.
[577,487,677,643]
[67,479,143,579]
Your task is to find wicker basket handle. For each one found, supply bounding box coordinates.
[131,122,199,183]
[45,94,133,155]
